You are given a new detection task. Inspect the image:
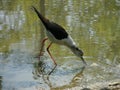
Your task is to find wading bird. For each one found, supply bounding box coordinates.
[32,6,87,74]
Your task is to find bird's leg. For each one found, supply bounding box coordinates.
[47,42,57,65]
[48,65,57,75]
[81,56,87,66]
[39,38,48,57]
[47,42,57,75]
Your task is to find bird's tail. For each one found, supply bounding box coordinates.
[32,6,49,27]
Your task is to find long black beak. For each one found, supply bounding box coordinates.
[81,56,87,65]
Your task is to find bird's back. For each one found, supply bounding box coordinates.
[32,6,68,40]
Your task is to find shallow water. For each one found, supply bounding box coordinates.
[0,0,120,90]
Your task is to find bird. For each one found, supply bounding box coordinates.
[32,6,87,73]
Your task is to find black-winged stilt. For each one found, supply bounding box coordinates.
[32,6,87,74]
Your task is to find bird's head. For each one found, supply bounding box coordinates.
[70,46,87,65]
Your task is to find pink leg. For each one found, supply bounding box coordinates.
[47,42,57,66]
[46,42,57,75]
[39,38,48,57]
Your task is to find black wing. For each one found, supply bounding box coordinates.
[47,22,68,40]
[32,6,68,40]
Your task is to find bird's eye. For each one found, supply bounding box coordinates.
[75,47,79,50]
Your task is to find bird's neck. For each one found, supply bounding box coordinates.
[69,45,77,53]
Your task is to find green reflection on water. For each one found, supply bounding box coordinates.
[0,0,119,60]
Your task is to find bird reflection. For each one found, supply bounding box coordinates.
[32,60,46,77]
[52,66,86,90]
[32,60,86,90]
[71,66,86,82]
[32,58,57,76]
[32,60,53,88]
